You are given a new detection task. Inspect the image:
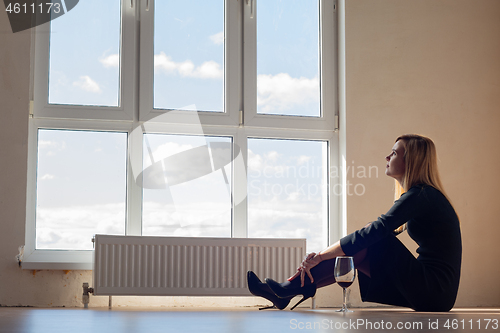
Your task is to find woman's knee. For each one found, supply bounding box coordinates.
[353,249,371,277]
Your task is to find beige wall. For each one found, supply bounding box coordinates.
[1,0,499,308]
[344,0,500,307]
[0,10,31,305]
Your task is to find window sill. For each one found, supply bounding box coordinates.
[21,249,93,270]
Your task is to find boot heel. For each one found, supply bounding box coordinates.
[290,295,310,310]
[265,278,317,310]
[259,305,275,310]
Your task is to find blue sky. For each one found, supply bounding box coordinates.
[37,0,326,252]
[49,0,120,106]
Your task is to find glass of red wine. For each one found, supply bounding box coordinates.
[334,256,356,312]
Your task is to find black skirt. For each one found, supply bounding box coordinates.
[358,234,457,312]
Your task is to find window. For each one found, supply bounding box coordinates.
[25,0,339,269]
[142,134,232,237]
[257,0,320,117]
[48,0,121,107]
[247,138,328,252]
[153,0,224,111]
[36,130,127,250]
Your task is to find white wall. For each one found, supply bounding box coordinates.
[1,0,499,308]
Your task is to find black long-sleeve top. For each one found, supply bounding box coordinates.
[340,184,462,299]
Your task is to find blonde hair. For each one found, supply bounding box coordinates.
[392,134,449,235]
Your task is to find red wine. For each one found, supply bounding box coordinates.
[337,281,353,288]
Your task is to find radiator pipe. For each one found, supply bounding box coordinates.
[82,282,94,309]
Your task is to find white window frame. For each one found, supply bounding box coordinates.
[23,0,343,270]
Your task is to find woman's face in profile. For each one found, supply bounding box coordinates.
[385,140,406,182]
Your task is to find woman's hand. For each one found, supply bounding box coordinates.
[287,252,323,287]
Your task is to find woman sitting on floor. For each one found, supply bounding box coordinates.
[248,134,462,312]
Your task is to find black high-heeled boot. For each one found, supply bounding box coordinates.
[265,278,317,310]
[247,271,292,310]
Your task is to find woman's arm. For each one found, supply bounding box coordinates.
[290,223,374,286]
[318,240,345,260]
[289,241,346,286]
[290,187,423,286]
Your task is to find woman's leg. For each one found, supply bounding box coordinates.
[285,248,370,289]
[353,248,370,278]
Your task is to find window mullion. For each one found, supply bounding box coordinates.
[242,0,257,126]
[138,0,155,121]
[24,120,39,257]
[126,124,143,236]
[32,22,50,118]
[124,0,141,235]
[319,0,337,129]
[122,0,139,120]
[225,0,243,126]
[232,129,248,238]
[328,134,342,245]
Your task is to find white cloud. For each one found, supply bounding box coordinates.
[265,151,279,163]
[144,142,196,168]
[248,149,297,180]
[193,61,223,79]
[38,140,58,149]
[36,203,126,250]
[40,174,55,180]
[209,31,224,45]
[154,52,223,79]
[143,201,230,233]
[38,139,66,156]
[298,155,312,165]
[154,53,179,73]
[248,197,326,253]
[257,73,319,113]
[73,76,101,93]
[247,149,263,173]
[247,146,326,252]
[99,53,119,68]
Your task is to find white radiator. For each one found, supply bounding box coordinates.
[92,234,306,296]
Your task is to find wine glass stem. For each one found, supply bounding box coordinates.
[342,287,347,311]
